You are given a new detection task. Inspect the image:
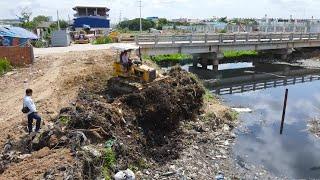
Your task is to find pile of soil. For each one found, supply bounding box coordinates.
[0,66,205,179]
[45,67,204,178]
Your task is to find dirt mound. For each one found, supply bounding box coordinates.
[120,68,204,146]
[53,67,204,177]
[0,66,205,179]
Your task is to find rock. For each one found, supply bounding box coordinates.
[81,145,102,158]
[230,132,236,139]
[124,169,135,179]
[3,141,12,153]
[222,124,230,132]
[162,171,176,177]
[114,171,126,180]
[114,169,135,180]
[215,172,224,180]
[18,154,32,160]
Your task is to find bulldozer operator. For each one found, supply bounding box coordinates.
[120,50,132,71]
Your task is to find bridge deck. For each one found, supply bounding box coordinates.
[136,33,320,55]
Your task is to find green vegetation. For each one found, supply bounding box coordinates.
[203,89,216,101]
[201,112,217,123]
[117,17,191,31]
[102,147,116,179]
[128,158,149,172]
[218,29,227,33]
[223,50,258,59]
[92,36,113,45]
[0,58,12,75]
[118,18,156,31]
[59,116,70,125]
[156,18,169,30]
[148,54,192,65]
[32,40,47,48]
[226,110,239,121]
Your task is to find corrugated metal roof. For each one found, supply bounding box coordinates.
[0,26,38,39]
[73,6,110,11]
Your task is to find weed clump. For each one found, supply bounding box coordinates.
[0,58,11,75]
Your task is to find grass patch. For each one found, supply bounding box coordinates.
[201,112,217,123]
[92,36,113,45]
[58,116,70,125]
[148,54,192,65]
[225,110,239,121]
[203,89,216,101]
[0,58,12,75]
[187,72,216,102]
[102,147,116,179]
[128,158,149,172]
[31,40,47,48]
[223,50,258,59]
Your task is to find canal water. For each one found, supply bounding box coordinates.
[183,62,320,178]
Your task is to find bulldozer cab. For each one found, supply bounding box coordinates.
[111,44,156,83]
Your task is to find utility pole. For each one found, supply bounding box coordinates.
[119,10,122,24]
[68,14,71,26]
[57,10,60,30]
[138,0,142,33]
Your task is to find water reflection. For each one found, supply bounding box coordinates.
[222,74,320,178]
[184,62,320,178]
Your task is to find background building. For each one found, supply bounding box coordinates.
[73,6,111,34]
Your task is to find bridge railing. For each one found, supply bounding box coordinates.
[135,33,320,45]
[212,75,320,95]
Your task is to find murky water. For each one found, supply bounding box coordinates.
[184,62,320,178]
[223,82,320,178]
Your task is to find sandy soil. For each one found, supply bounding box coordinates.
[0,48,114,179]
[33,43,135,55]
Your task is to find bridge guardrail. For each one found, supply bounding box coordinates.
[135,33,320,45]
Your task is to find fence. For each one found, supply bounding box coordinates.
[0,46,34,66]
[136,33,320,45]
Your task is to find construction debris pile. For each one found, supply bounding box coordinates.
[0,67,205,179]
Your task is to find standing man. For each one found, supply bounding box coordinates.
[23,89,41,134]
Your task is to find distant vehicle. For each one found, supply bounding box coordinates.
[74,31,90,44]
[149,28,162,34]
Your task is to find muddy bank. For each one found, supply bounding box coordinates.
[0,67,207,179]
[0,53,280,179]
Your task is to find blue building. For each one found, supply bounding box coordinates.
[73,6,110,34]
[0,26,38,46]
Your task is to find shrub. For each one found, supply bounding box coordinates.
[223,50,258,58]
[0,58,12,75]
[102,147,116,179]
[92,36,113,45]
[218,29,227,33]
[31,40,47,48]
[150,54,192,64]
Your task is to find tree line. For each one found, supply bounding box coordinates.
[117,17,258,31]
[18,7,68,31]
[117,18,191,31]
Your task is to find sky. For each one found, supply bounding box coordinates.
[1,0,320,23]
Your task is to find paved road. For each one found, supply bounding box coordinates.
[34,43,121,55]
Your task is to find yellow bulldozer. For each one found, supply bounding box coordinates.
[108,44,159,96]
[111,44,156,83]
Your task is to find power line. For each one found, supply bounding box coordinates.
[119,10,122,24]
[138,0,142,33]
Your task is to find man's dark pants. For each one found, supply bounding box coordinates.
[27,112,41,133]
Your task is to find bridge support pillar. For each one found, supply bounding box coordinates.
[213,59,219,72]
[196,52,224,71]
[278,49,293,61]
[261,49,293,61]
[192,54,200,67]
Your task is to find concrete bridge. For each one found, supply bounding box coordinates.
[136,33,320,70]
[192,66,320,95]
